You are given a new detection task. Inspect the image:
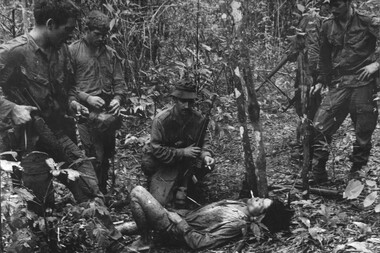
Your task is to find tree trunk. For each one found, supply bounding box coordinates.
[232,70,258,196]
[298,49,312,198]
[229,0,268,197]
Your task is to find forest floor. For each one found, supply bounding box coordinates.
[110,92,380,253]
[1,86,380,253]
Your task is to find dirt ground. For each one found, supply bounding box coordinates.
[110,102,380,253]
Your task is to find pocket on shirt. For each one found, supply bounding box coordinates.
[346,30,366,45]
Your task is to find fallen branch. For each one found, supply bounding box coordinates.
[270,184,342,198]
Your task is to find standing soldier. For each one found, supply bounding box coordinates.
[0,1,128,251]
[310,0,380,184]
[69,10,127,194]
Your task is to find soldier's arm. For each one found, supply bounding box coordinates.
[111,53,127,103]
[357,16,380,81]
[150,118,186,164]
[316,20,332,86]
[369,16,380,65]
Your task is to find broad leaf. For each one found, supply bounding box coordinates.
[62,169,81,181]
[353,222,372,234]
[297,4,305,13]
[45,158,57,170]
[299,217,311,228]
[346,242,372,253]
[14,188,35,201]
[375,204,380,213]
[343,180,364,199]
[0,160,22,172]
[363,192,377,207]
[308,227,325,244]
[366,180,377,187]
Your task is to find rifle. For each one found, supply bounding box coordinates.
[181,94,217,189]
[149,94,217,206]
[255,52,294,93]
[6,87,65,158]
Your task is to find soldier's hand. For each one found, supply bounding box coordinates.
[182,145,201,158]
[310,83,323,96]
[108,98,121,115]
[70,101,89,117]
[357,62,380,81]
[11,105,37,125]
[87,95,105,109]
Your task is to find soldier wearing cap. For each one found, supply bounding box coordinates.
[141,81,215,206]
[310,0,380,184]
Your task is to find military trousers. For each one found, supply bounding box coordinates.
[77,122,117,194]
[311,83,378,179]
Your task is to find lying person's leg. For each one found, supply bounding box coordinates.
[130,185,172,250]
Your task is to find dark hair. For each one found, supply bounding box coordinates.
[261,199,294,233]
[34,0,80,27]
[86,10,110,32]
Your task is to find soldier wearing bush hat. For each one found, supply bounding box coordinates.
[170,80,198,100]
[141,79,215,207]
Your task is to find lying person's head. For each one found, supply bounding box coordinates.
[247,197,294,233]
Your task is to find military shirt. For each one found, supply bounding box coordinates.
[0,34,76,129]
[69,39,126,103]
[318,9,380,87]
[150,106,213,165]
[170,200,249,250]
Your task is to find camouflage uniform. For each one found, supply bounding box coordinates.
[312,9,380,181]
[69,38,126,193]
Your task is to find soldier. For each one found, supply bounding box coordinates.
[0,1,128,251]
[141,81,215,206]
[129,185,293,251]
[69,10,127,194]
[310,0,380,184]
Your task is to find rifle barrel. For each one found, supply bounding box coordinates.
[256,54,291,92]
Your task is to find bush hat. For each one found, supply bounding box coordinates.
[171,80,197,100]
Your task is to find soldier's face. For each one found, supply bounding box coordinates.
[175,98,195,116]
[49,17,76,48]
[330,0,350,19]
[87,29,107,47]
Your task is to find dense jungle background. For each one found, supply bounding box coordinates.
[1,0,380,252]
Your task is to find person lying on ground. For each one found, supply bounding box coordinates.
[129,185,294,251]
